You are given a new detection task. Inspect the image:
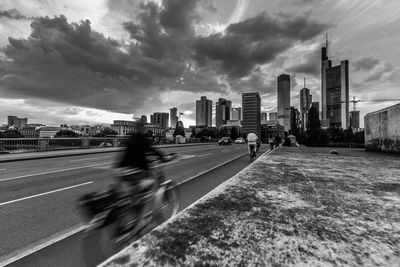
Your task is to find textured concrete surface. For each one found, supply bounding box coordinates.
[365,103,400,153]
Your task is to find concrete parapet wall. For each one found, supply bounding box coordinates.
[364,103,400,153]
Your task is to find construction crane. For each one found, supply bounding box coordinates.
[339,96,363,111]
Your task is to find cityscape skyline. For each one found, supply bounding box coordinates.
[1,1,400,128]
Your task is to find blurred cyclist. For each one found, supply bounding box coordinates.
[246,130,258,156]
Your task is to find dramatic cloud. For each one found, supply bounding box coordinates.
[193,12,330,78]
[0,9,28,20]
[287,46,320,77]
[353,56,380,71]
[364,63,394,83]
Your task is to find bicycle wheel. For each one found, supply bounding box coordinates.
[158,182,180,222]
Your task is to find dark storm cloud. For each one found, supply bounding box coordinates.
[0,9,28,20]
[287,47,320,76]
[193,12,330,78]
[353,56,380,71]
[363,63,394,83]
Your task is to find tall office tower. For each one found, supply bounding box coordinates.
[350,110,360,129]
[7,115,28,128]
[151,112,169,128]
[300,87,311,130]
[242,92,261,136]
[196,96,212,127]
[170,107,178,128]
[321,38,349,128]
[231,107,242,121]
[215,98,232,129]
[269,112,278,121]
[277,74,291,131]
[261,112,268,122]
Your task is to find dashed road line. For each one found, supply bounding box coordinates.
[0,181,93,206]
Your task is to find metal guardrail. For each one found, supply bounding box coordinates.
[0,137,218,153]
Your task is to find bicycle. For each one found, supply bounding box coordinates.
[77,153,180,265]
[249,144,256,162]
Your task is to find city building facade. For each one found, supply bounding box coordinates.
[111,120,165,136]
[242,92,261,136]
[150,112,169,129]
[350,110,360,129]
[321,43,349,128]
[7,115,28,128]
[261,112,268,122]
[196,96,212,127]
[277,74,291,131]
[269,112,278,121]
[216,98,232,129]
[231,107,242,121]
[300,87,312,130]
[170,108,178,128]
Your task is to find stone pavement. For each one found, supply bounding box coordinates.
[101,146,400,267]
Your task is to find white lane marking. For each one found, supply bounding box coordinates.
[0,169,6,171]
[0,181,93,206]
[198,153,212,157]
[0,162,111,182]
[70,156,110,162]
[221,149,230,152]
[0,224,87,267]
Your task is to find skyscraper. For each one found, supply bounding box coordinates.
[300,87,311,130]
[261,112,268,122]
[170,107,178,128]
[196,96,212,127]
[216,98,232,129]
[277,74,291,131]
[321,38,349,128]
[350,110,360,129]
[231,107,242,121]
[151,112,169,128]
[242,92,261,136]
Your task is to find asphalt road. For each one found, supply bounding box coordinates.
[0,144,267,266]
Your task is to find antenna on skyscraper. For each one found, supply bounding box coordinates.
[304,77,306,88]
[325,33,329,54]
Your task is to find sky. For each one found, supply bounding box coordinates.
[0,0,399,127]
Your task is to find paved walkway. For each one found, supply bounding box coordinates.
[0,143,216,163]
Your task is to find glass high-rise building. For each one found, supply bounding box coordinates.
[151,112,169,129]
[231,107,242,121]
[300,87,312,130]
[277,74,291,131]
[196,96,212,127]
[216,98,232,129]
[321,43,349,128]
[242,92,261,136]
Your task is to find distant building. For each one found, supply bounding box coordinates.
[231,107,242,121]
[261,120,284,142]
[242,92,261,136]
[36,126,60,138]
[269,112,278,121]
[20,126,37,138]
[350,110,360,129]
[300,88,312,130]
[196,96,212,127]
[277,74,291,131]
[216,98,232,129]
[7,115,27,128]
[170,108,178,128]
[150,112,169,129]
[111,120,164,136]
[140,115,148,123]
[321,40,349,128]
[261,112,268,122]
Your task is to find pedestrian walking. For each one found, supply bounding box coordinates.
[269,135,274,150]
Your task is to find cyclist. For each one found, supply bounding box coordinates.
[113,119,167,235]
[246,130,258,159]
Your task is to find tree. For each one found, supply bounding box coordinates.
[219,127,229,137]
[2,129,23,138]
[230,126,238,140]
[306,106,321,146]
[173,121,185,137]
[290,107,301,138]
[55,130,79,138]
